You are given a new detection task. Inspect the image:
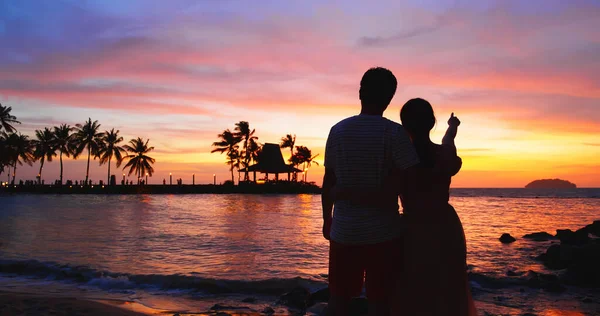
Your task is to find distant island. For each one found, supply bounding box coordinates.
[525,179,577,189]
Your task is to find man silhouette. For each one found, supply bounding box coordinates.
[322,67,419,316]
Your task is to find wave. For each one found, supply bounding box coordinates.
[0,259,326,295]
[0,259,566,296]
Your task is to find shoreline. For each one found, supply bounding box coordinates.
[0,288,287,316]
[0,288,591,316]
[0,182,321,195]
[0,291,151,316]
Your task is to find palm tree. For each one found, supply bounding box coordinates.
[280,134,296,162]
[122,137,155,184]
[98,128,126,185]
[0,103,21,133]
[53,124,75,184]
[211,129,241,183]
[5,132,34,184]
[234,121,257,181]
[247,138,262,165]
[33,127,57,184]
[0,132,8,177]
[292,146,320,182]
[280,134,297,181]
[73,118,104,184]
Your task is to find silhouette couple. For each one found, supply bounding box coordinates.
[322,67,477,316]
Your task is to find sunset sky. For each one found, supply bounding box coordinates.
[1,0,599,187]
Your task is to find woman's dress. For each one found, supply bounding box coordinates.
[394,144,477,316]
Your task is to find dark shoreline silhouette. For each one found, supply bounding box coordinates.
[2,105,320,190]
[0,181,321,195]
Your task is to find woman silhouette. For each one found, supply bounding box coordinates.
[394,98,476,316]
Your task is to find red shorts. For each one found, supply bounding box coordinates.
[328,238,402,301]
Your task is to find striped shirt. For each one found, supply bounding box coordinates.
[324,115,419,245]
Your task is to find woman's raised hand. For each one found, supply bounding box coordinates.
[448,113,461,127]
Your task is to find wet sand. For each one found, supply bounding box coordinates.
[1,290,593,316]
[0,290,277,316]
[0,291,153,316]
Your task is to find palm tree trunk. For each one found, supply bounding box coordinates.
[303,163,306,181]
[12,163,17,185]
[85,146,91,184]
[38,158,45,184]
[107,156,111,185]
[290,148,295,182]
[230,168,234,184]
[243,139,248,181]
[244,167,249,181]
[59,151,64,184]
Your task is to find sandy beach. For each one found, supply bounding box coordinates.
[0,291,155,316]
[1,291,589,316]
[0,290,283,316]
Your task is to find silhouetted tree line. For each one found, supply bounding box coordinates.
[211,122,319,184]
[0,103,155,185]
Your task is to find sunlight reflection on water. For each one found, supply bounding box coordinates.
[0,192,599,281]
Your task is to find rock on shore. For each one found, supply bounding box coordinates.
[522,232,555,241]
[499,233,516,244]
[535,221,600,287]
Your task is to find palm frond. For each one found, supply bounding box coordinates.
[0,104,22,133]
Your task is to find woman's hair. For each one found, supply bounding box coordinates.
[400,98,436,167]
[400,98,436,136]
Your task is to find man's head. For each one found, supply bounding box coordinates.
[359,67,397,115]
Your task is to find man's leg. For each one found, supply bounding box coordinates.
[367,301,390,316]
[328,240,364,316]
[365,238,403,316]
[327,295,352,316]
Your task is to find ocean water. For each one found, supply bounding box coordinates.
[0,190,599,315]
